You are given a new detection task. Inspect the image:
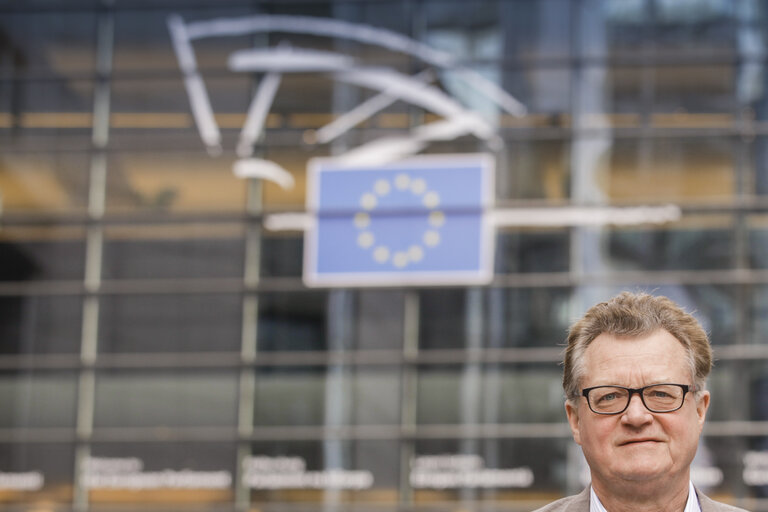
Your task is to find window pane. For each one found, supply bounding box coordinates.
[102,224,244,280]
[253,366,400,427]
[0,151,90,214]
[88,442,235,506]
[248,440,399,504]
[606,216,735,271]
[495,230,570,273]
[497,140,570,201]
[708,360,768,423]
[417,363,563,425]
[258,291,404,352]
[0,227,85,281]
[98,293,241,353]
[105,150,248,214]
[0,371,76,428]
[0,443,74,504]
[600,137,736,203]
[419,288,571,349]
[413,438,569,500]
[0,295,82,354]
[94,370,238,428]
[0,12,97,76]
[114,7,254,73]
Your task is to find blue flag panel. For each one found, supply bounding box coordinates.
[304,154,494,287]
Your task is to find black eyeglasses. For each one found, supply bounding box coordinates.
[581,383,693,415]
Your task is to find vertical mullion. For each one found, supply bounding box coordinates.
[236,178,263,511]
[400,290,419,506]
[74,6,113,512]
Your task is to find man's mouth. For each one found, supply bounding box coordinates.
[619,438,660,446]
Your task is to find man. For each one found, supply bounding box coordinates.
[535,292,748,512]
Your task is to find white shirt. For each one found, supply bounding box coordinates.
[590,480,701,512]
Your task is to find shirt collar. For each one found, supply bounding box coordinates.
[590,481,701,512]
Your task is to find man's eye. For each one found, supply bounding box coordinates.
[596,393,618,403]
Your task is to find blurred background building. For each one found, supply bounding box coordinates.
[1,0,768,511]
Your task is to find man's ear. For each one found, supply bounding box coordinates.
[695,390,710,428]
[565,399,582,445]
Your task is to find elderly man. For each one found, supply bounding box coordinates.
[536,292,748,512]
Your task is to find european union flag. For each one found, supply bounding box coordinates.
[303,154,494,287]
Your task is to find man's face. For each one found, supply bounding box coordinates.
[565,329,710,490]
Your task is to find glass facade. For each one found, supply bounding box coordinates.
[0,0,767,511]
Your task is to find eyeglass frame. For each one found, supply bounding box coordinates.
[580,383,695,415]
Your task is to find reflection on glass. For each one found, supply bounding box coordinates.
[98,294,241,353]
[93,371,238,428]
[249,440,399,504]
[0,152,90,214]
[601,138,735,203]
[0,296,81,354]
[105,151,248,214]
[88,442,235,505]
[253,366,400,427]
[413,438,569,500]
[258,291,405,352]
[419,288,571,349]
[0,372,76,428]
[102,224,244,280]
[607,223,734,271]
[0,443,74,504]
[417,364,563,425]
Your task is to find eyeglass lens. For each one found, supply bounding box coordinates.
[587,384,685,414]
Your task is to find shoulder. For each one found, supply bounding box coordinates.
[697,490,751,512]
[531,488,590,512]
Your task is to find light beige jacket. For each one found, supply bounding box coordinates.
[532,487,750,512]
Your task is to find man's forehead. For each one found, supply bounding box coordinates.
[582,330,689,372]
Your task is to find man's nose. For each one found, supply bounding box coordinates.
[621,392,653,425]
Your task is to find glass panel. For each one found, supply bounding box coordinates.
[412,438,569,501]
[93,370,238,428]
[105,150,248,214]
[605,215,735,271]
[599,137,736,203]
[708,360,768,422]
[0,151,90,214]
[98,293,241,353]
[248,440,399,505]
[651,0,738,58]
[417,363,563,425]
[0,12,97,76]
[113,7,254,72]
[495,229,570,273]
[0,295,82,354]
[497,140,570,201]
[88,442,235,506]
[260,235,303,278]
[750,138,768,195]
[258,291,404,352]
[698,436,766,503]
[0,226,86,281]
[253,366,400,427]
[0,371,76,428]
[102,224,244,280]
[419,288,572,350]
[747,284,768,344]
[501,67,571,127]
[0,443,74,504]
[578,0,651,58]
[749,214,768,267]
[652,64,735,117]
